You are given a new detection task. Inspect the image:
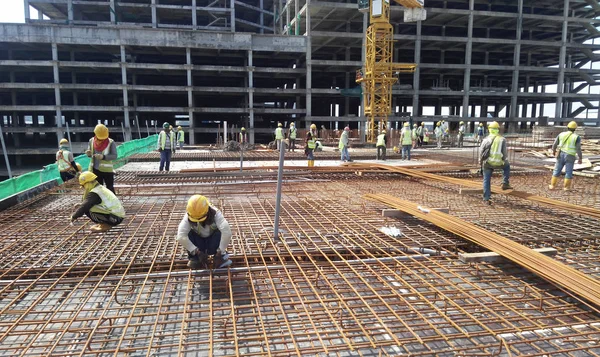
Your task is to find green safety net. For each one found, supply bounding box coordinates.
[0,134,158,201]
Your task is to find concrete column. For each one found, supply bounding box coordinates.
[509,0,523,122]
[67,0,73,23]
[286,1,290,34]
[462,0,474,121]
[344,28,350,116]
[192,0,197,29]
[151,0,157,28]
[555,0,569,121]
[412,20,422,117]
[248,50,255,144]
[71,52,79,140]
[120,45,132,141]
[186,48,195,144]
[360,12,367,142]
[294,0,299,35]
[231,0,235,32]
[51,43,64,143]
[110,0,116,23]
[305,0,312,127]
[24,0,30,22]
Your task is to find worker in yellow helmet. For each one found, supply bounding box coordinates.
[411,124,418,149]
[549,121,582,191]
[176,126,185,150]
[477,123,485,144]
[478,121,512,204]
[85,124,117,193]
[274,122,284,150]
[56,138,80,182]
[310,123,318,139]
[177,195,233,269]
[158,122,176,172]
[457,121,465,148]
[400,123,412,160]
[71,172,125,232]
[376,129,388,160]
[434,122,443,149]
[239,127,247,144]
[288,122,297,152]
[305,132,318,167]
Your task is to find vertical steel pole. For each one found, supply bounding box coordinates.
[273,139,286,240]
[65,121,73,152]
[0,124,12,179]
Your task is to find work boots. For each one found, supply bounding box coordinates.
[549,176,558,190]
[187,250,208,270]
[564,178,573,191]
[501,182,513,190]
[90,223,112,233]
[214,249,232,269]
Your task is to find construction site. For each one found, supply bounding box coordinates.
[2,0,600,356]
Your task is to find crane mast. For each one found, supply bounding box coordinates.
[356,0,425,142]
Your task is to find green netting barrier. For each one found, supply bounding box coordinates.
[0,134,158,201]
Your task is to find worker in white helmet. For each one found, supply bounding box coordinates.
[56,138,80,182]
[71,172,125,232]
[549,121,582,191]
[339,126,351,162]
[274,122,284,150]
[400,123,413,160]
[434,122,443,149]
[457,121,465,148]
[288,123,297,152]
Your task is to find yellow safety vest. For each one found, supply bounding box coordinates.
[57,149,73,172]
[89,185,125,218]
[275,127,284,140]
[486,134,504,167]
[88,138,115,173]
[376,134,386,147]
[307,139,316,149]
[289,127,297,139]
[158,131,175,150]
[177,130,185,142]
[401,128,412,146]
[558,131,578,156]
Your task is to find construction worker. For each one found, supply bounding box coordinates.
[422,123,429,146]
[434,122,443,149]
[177,126,185,150]
[305,132,317,167]
[400,123,413,160]
[71,172,125,232]
[411,124,418,149]
[477,123,485,144]
[416,123,424,148]
[376,129,387,160]
[85,124,117,193]
[339,126,351,162]
[157,122,176,172]
[457,121,465,148]
[239,127,247,143]
[56,138,80,182]
[442,120,449,142]
[479,121,512,204]
[310,123,318,139]
[177,195,232,269]
[549,121,582,191]
[288,123,297,152]
[274,122,284,150]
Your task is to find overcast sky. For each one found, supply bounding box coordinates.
[0,0,25,23]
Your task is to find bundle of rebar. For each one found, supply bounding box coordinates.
[365,194,600,307]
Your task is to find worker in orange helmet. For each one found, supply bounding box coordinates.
[85,124,117,193]
[177,195,233,269]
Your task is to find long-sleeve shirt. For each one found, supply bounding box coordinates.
[176,209,232,253]
[340,131,349,147]
[552,134,582,161]
[72,192,102,219]
[479,135,508,166]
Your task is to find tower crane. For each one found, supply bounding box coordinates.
[356,0,426,142]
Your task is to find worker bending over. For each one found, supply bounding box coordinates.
[86,124,117,193]
[56,138,81,182]
[549,121,582,191]
[400,123,412,160]
[478,121,512,204]
[177,195,233,269]
[71,172,125,232]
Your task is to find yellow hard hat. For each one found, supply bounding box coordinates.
[393,146,398,151]
[404,122,409,127]
[381,130,386,134]
[78,171,97,185]
[94,124,109,140]
[420,123,424,126]
[413,124,418,127]
[278,122,283,127]
[59,138,69,146]
[290,122,295,127]
[169,125,173,130]
[460,121,464,124]
[76,163,82,171]
[177,126,182,130]
[436,122,441,126]
[567,121,577,130]
[479,123,483,126]
[187,195,210,223]
[241,127,246,131]
[488,121,500,129]
[310,124,317,130]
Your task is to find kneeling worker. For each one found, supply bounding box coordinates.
[177,195,233,269]
[71,172,125,232]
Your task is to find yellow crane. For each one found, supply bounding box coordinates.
[356,0,426,142]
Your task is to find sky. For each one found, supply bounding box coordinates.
[0,0,25,23]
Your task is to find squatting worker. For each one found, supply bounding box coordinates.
[177,195,233,269]
[549,121,582,191]
[71,172,125,232]
[56,138,81,182]
[86,124,117,193]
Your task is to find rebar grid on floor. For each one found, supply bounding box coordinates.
[2,172,600,355]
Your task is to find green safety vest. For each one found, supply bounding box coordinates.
[57,149,73,172]
[339,132,347,149]
[558,131,578,156]
[376,134,386,147]
[275,127,284,140]
[289,127,297,139]
[177,130,185,142]
[416,127,423,136]
[89,185,125,218]
[307,139,316,149]
[401,128,412,145]
[158,131,175,150]
[88,138,115,173]
[411,128,418,139]
[486,134,505,167]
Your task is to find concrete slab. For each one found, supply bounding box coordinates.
[459,247,558,263]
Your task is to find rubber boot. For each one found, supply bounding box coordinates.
[563,178,572,191]
[548,176,558,190]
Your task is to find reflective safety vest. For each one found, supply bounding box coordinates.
[486,134,505,167]
[401,128,412,146]
[89,185,125,218]
[411,128,418,139]
[239,132,246,143]
[376,133,386,147]
[416,127,423,136]
[289,127,297,139]
[88,138,115,173]
[459,125,465,134]
[275,127,284,140]
[57,149,73,172]
[158,131,175,150]
[177,130,185,142]
[307,139,316,149]
[339,132,348,149]
[558,131,579,156]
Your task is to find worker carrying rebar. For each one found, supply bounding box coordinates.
[56,138,81,182]
[274,122,284,150]
[86,124,117,194]
[305,132,317,167]
[158,122,176,172]
[434,122,443,149]
[549,121,582,191]
[376,129,387,160]
[478,121,512,205]
[400,123,412,160]
[339,126,351,162]
[288,122,297,152]
[477,123,485,144]
[411,124,418,149]
[177,195,233,269]
[457,121,465,148]
[177,126,185,150]
[71,172,125,232]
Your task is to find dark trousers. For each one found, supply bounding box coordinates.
[159,149,172,171]
[85,211,123,226]
[92,168,115,194]
[376,146,386,160]
[188,230,222,255]
[60,171,75,182]
[288,139,296,152]
[418,135,424,147]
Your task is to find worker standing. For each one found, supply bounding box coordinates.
[86,124,117,193]
[416,123,424,147]
[239,127,247,143]
[339,126,351,162]
[442,120,449,143]
[457,121,465,148]
[411,124,418,149]
[177,126,185,150]
[434,122,443,149]
[305,132,317,167]
[479,121,512,204]
[376,129,387,160]
[288,123,297,152]
[274,122,284,150]
[71,172,125,232]
[549,121,582,191]
[310,123,318,139]
[400,123,413,160]
[177,195,233,269]
[56,138,80,182]
[477,123,485,144]
[157,122,176,172]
